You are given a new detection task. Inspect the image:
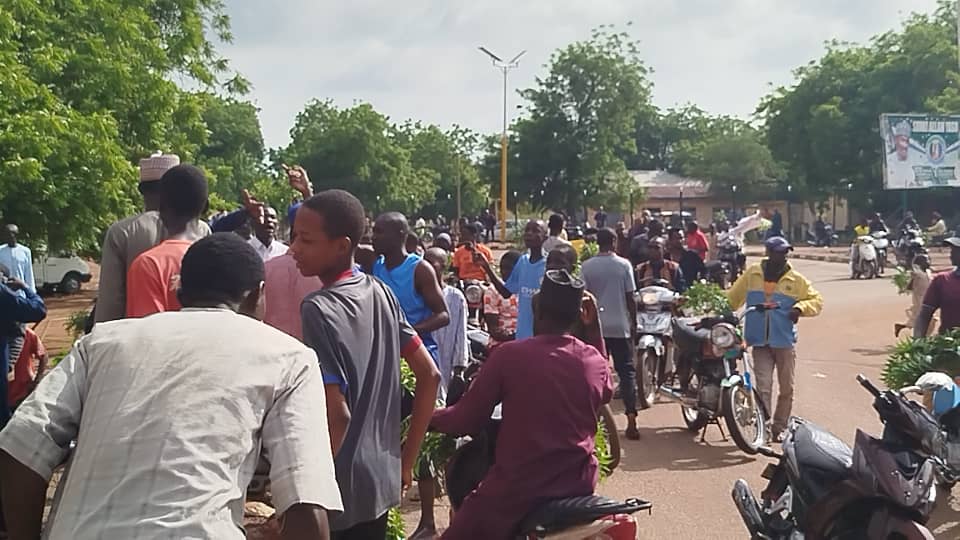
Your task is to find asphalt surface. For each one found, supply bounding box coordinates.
[600,258,960,538]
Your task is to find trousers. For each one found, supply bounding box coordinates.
[752,346,796,435]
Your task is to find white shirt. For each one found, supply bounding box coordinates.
[0,309,342,539]
[543,235,572,254]
[0,243,35,291]
[887,155,919,188]
[433,286,468,400]
[248,236,288,262]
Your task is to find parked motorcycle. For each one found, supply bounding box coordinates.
[849,235,879,280]
[634,281,680,409]
[718,234,746,283]
[896,228,926,268]
[807,224,839,247]
[871,230,890,274]
[705,260,731,289]
[656,304,770,455]
[459,279,486,327]
[731,374,937,539]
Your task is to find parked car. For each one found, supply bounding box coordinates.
[34,252,92,294]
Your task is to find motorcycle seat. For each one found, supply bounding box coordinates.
[517,495,651,535]
[704,260,725,271]
[793,422,852,477]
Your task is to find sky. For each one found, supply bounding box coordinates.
[219,0,941,150]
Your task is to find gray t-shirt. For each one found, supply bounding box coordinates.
[301,273,418,530]
[581,253,636,339]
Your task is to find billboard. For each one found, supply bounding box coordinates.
[880,113,960,190]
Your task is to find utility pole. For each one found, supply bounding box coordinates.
[479,46,525,241]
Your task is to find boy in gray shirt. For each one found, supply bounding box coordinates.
[290,187,440,538]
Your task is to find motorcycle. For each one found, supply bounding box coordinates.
[657,304,770,455]
[444,331,652,540]
[634,281,680,409]
[871,230,890,274]
[705,260,732,289]
[849,235,879,280]
[896,228,926,268]
[807,224,839,247]
[459,279,486,327]
[731,374,937,539]
[718,234,746,284]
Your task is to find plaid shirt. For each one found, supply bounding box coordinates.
[0,309,342,539]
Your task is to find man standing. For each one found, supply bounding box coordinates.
[248,206,288,262]
[477,220,548,340]
[728,236,823,441]
[481,208,496,243]
[666,228,706,284]
[451,223,492,281]
[0,225,34,293]
[685,221,710,261]
[928,211,948,241]
[126,164,209,317]
[293,191,439,538]
[372,212,450,363]
[914,237,960,337]
[581,228,639,440]
[96,153,211,323]
[594,206,608,229]
[0,233,344,539]
[0,271,46,428]
[543,214,572,253]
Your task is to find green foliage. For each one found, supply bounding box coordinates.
[579,242,600,263]
[386,507,406,540]
[683,281,732,316]
[497,25,654,214]
[881,329,960,390]
[65,310,89,340]
[595,419,612,481]
[893,266,912,295]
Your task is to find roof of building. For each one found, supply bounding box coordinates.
[630,170,712,199]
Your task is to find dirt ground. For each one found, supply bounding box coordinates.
[32,262,99,356]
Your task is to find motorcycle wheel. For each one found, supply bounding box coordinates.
[681,374,709,432]
[636,350,659,409]
[868,260,878,279]
[724,385,766,454]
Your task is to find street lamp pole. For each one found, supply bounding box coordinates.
[731,185,738,220]
[786,184,793,241]
[479,46,525,242]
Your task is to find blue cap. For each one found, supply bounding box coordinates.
[288,202,302,226]
[764,236,793,253]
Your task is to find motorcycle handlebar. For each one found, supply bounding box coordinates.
[857,374,883,399]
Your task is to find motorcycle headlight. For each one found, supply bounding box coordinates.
[641,291,659,306]
[464,284,484,304]
[710,323,738,349]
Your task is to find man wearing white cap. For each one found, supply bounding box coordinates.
[886,120,919,188]
[94,153,211,323]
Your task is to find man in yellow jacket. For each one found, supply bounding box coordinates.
[728,236,823,441]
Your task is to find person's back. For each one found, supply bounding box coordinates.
[581,253,634,335]
[126,238,192,317]
[301,271,410,531]
[263,252,323,340]
[25,312,332,538]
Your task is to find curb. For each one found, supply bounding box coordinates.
[744,250,951,273]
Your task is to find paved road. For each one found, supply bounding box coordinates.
[599,258,960,538]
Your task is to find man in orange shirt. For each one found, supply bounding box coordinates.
[451,223,492,281]
[127,165,209,317]
[7,326,47,410]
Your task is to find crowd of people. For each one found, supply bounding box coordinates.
[1,150,959,539]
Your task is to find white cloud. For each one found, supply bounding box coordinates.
[219,0,940,149]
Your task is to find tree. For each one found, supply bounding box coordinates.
[0,0,245,251]
[505,25,655,216]
[276,100,436,215]
[688,132,783,200]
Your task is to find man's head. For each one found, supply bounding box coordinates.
[406,232,422,255]
[178,233,265,318]
[945,237,960,267]
[460,222,478,243]
[523,219,547,251]
[904,211,915,221]
[548,213,565,235]
[596,228,616,252]
[533,269,584,335]
[500,250,521,280]
[138,153,181,210]
[4,224,18,247]
[872,212,882,221]
[642,210,652,223]
[254,206,278,245]
[158,164,209,234]
[598,206,605,212]
[372,212,409,256]
[423,247,448,285]
[933,211,942,221]
[546,245,578,272]
[914,253,932,271]
[291,190,366,279]
[684,220,699,235]
[765,236,793,268]
[434,233,453,252]
[666,228,685,250]
[893,121,912,161]
[648,219,665,238]
[647,236,665,262]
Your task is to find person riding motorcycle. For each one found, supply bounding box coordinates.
[636,236,685,292]
[868,212,889,234]
[430,269,614,539]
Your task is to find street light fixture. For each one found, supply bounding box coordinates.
[731,185,738,220]
[479,46,526,242]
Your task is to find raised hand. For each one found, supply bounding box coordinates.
[282,164,312,198]
[241,189,266,226]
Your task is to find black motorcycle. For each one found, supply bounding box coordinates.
[717,234,746,283]
[895,228,927,268]
[807,223,839,247]
[732,375,937,539]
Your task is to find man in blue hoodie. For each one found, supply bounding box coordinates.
[728,237,823,441]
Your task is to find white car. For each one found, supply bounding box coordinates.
[33,253,92,294]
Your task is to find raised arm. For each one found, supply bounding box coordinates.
[413,260,450,333]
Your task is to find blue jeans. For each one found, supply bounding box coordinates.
[605,338,637,415]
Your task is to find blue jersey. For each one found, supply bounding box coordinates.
[503,253,547,340]
[372,254,439,362]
